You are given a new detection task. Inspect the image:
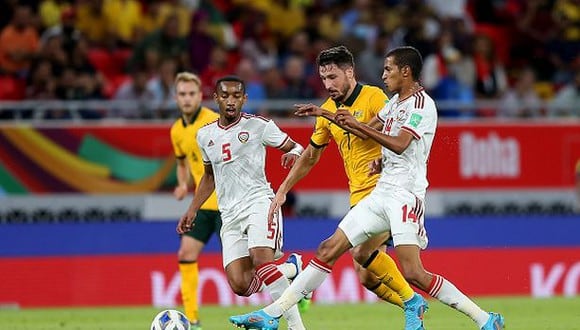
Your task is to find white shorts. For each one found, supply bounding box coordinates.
[338,184,428,249]
[220,197,284,268]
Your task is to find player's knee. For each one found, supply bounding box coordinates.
[351,245,372,266]
[177,246,198,261]
[315,239,340,264]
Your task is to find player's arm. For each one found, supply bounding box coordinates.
[173,157,189,200]
[177,163,215,234]
[336,109,414,155]
[294,103,370,139]
[268,143,324,223]
[278,138,304,169]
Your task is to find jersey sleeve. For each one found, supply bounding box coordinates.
[262,119,289,148]
[196,130,211,164]
[310,113,332,148]
[170,127,185,159]
[401,96,435,140]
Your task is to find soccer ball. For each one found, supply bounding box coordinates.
[151,309,191,330]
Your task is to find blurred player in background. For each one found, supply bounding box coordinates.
[231,46,505,330]
[170,72,221,330]
[268,45,409,311]
[177,76,307,330]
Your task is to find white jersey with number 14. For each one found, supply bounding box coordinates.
[376,88,438,200]
[196,113,289,220]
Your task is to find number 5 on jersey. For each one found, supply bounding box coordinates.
[222,143,232,161]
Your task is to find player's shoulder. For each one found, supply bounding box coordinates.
[170,116,184,135]
[198,118,219,135]
[241,112,272,126]
[320,98,336,111]
[361,84,386,96]
[410,88,436,112]
[199,106,219,120]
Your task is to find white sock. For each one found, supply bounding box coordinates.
[278,262,298,280]
[257,263,305,329]
[428,274,490,327]
[264,258,332,318]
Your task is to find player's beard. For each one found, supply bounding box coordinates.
[328,82,351,102]
[223,107,240,124]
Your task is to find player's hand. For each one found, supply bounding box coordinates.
[368,158,382,176]
[268,192,286,225]
[335,109,358,128]
[294,103,323,117]
[281,152,298,169]
[176,208,197,234]
[173,184,188,200]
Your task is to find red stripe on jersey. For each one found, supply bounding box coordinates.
[397,87,425,103]
[217,115,242,130]
[242,113,270,122]
[275,135,290,149]
[401,126,421,140]
[413,91,425,109]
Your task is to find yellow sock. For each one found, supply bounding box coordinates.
[364,251,414,301]
[179,261,199,323]
[370,282,404,308]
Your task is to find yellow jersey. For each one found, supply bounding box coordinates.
[170,107,219,211]
[311,84,388,206]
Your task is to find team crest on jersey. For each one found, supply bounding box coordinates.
[353,110,362,118]
[208,140,214,147]
[396,109,407,122]
[238,131,249,143]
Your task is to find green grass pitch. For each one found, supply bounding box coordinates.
[1,296,579,330]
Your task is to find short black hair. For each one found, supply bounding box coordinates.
[316,45,354,70]
[385,46,423,81]
[215,75,246,93]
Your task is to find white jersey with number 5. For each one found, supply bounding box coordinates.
[197,113,289,220]
[376,88,437,200]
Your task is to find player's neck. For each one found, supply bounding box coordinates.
[339,80,358,104]
[181,107,200,124]
[398,82,422,100]
[219,113,241,127]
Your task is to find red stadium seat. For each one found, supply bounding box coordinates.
[89,48,131,79]
[475,24,512,65]
[102,74,130,99]
[0,76,25,100]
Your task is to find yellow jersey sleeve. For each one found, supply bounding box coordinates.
[169,125,185,159]
[310,99,336,148]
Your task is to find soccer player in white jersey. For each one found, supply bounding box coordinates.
[230,47,505,330]
[176,76,306,330]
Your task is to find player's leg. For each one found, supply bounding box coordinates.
[246,201,305,330]
[178,210,218,328]
[359,188,427,330]
[230,228,354,329]
[395,245,504,330]
[220,216,259,296]
[351,232,403,308]
[230,195,385,328]
[393,222,504,328]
